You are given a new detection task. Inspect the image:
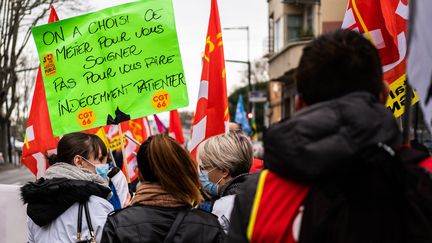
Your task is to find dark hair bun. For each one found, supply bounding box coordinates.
[48,154,58,166]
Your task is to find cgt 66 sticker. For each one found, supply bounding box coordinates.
[151,90,171,111]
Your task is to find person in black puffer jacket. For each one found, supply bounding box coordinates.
[101,134,225,243]
[225,30,432,243]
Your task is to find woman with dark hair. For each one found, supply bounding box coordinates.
[101,134,225,243]
[21,132,113,243]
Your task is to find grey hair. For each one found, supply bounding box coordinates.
[197,132,253,177]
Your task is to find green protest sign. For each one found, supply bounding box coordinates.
[32,0,188,136]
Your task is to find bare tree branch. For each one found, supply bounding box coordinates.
[16,66,38,73]
[16,4,51,57]
[0,0,87,162]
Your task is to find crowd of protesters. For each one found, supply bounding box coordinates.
[21,30,432,243]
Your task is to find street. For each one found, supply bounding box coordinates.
[0,176,29,243]
[0,164,35,185]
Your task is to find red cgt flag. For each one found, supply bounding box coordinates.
[342,0,417,117]
[104,117,152,182]
[153,114,167,134]
[121,117,152,182]
[189,0,229,158]
[22,7,60,178]
[168,109,185,145]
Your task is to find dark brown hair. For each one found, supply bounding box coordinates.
[137,134,203,205]
[48,132,107,165]
[296,30,383,105]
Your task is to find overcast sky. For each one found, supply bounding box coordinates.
[48,0,268,118]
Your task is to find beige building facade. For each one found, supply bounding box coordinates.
[267,0,348,124]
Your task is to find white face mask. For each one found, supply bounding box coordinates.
[79,156,110,179]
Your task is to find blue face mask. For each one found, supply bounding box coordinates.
[80,156,110,179]
[94,164,110,179]
[199,170,219,197]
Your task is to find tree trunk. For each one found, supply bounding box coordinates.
[6,120,12,164]
[0,118,9,163]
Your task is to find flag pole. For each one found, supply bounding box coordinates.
[402,82,412,147]
[125,133,141,146]
[402,0,417,147]
[118,124,130,183]
[109,148,117,167]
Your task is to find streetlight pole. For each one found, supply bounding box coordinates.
[223,26,252,112]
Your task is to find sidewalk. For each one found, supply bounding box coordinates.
[0,163,35,185]
[0,163,22,173]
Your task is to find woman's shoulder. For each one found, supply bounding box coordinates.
[221,173,251,196]
[88,195,114,212]
[183,208,220,226]
[106,205,220,227]
[178,208,225,242]
[106,205,180,226]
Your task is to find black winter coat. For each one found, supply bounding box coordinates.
[226,92,432,243]
[218,173,249,197]
[21,177,111,227]
[101,205,225,243]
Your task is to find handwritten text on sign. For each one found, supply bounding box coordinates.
[32,0,188,136]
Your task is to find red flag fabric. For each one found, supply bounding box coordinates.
[121,117,151,181]
[47,6,59,23]
[189,0,229,157]
[105,117,151,182]
[342,0,407,82]
[168,110,185,145]
[248,170,309,243]
[22,6,60,178]
[341,0,417,117]
[153,114,167,134]
[143,117,152,138]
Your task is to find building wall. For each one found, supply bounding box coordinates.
[268,42,306,80]
[268,82,283,123]
[267,0,348,124]
[320,0,348,33]
[321,0,348,22]
[268,0,285,20]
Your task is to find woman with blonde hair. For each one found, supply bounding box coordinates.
[101,134,224,243]
[197,132,253,232]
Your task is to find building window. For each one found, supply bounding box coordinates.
[269,15,274,54]
[307,6,313,33]
[274,17,284,52]
[282,97,291,119]
[286,15,303,41]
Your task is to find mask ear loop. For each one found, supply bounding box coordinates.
[215,174,225,185]
[79,155,97,169]
[207,167,218,174]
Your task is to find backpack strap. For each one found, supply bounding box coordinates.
[396,147,432,172]
[163,209,188,243]
[76,201,96,243]
[83,201,96,242]
[396,147,430,165]
[77,203,84,241]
